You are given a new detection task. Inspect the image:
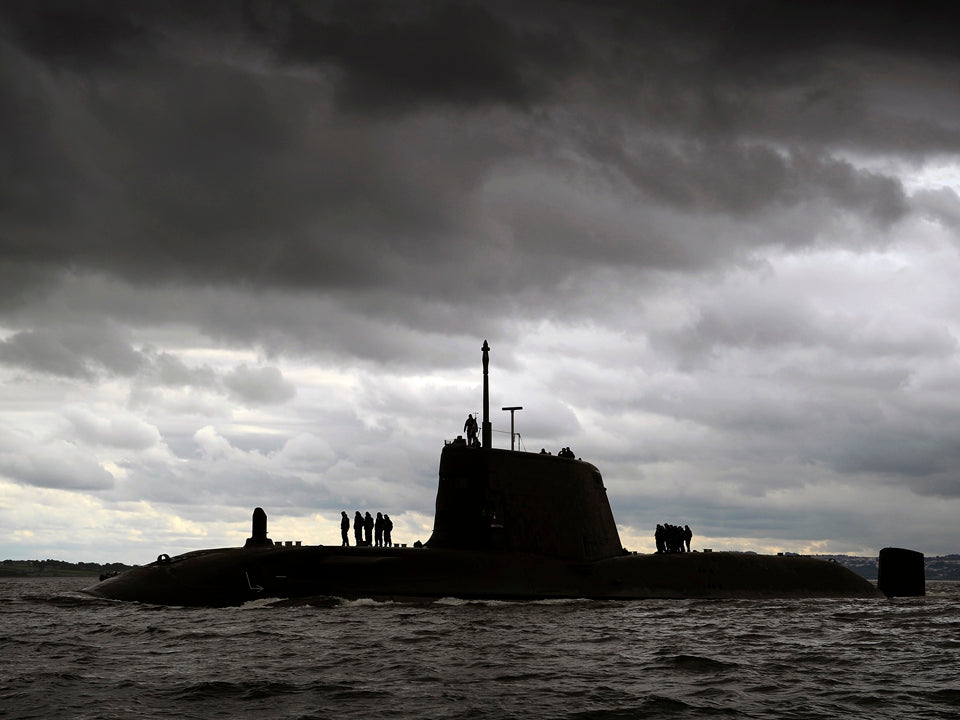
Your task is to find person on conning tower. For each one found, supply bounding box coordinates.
[464,413,479,447]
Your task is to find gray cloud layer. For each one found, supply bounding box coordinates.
[3,1,960,560]
[4,1,958,312]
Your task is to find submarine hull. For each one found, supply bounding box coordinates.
[84,544,879,607]
[84,445,880,606]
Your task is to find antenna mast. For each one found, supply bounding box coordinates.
[502,406,523,451]
[481,340,492,449]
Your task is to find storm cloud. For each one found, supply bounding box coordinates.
[3,1,960,563]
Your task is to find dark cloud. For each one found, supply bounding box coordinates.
[2,0,955,316]
[253,1,582,114]
[0,0,152,69]
[148,351,218,388]
[223,364,297,405]
[914,187,960,230]
[583,139,908,222]
[4,1,960,559]
[680,0,960,65]
[0,322,299,411]
[0,324,142,379]
[662,298,956,367]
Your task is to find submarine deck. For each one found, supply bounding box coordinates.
[83,543,880,606]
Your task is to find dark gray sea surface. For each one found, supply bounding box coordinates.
[2,578,960,720]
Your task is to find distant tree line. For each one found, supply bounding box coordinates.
[0,559,134,577]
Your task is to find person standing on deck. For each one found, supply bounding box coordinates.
[384,514,393,547]
[340,511,350,547]
[354,511,363,546]
[364,511,374,546]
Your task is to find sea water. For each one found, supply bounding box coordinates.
[2,577,959,719]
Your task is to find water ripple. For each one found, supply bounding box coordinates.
[3,578,960,720]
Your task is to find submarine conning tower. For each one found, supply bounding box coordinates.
[426,341,623,562]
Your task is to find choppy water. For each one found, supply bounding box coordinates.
[2,577,960,719]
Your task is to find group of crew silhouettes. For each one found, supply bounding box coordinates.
[655,523,692,553]
[341,510,393,547]
[538,447,576,457]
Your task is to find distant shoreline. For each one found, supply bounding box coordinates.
[814,554,960,582]
[0,559,135,578]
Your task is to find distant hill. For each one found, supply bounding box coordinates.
[816,554,960,581]
[921,555,960,581]
[0,559,134,578]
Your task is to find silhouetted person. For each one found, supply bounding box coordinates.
[668,523,681,552]
[464,414,479,447]
[354,511,363,546]
[364,511,374,546]
[375,512,384,547]
[341,511,350,547]
[384,514,393,547]
[657,523,689,553]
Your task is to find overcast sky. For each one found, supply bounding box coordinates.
[3,1,960,564]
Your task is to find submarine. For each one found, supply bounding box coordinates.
[84,341,885,606]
